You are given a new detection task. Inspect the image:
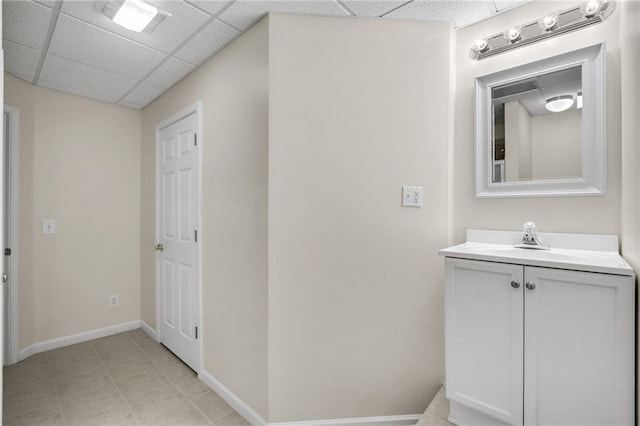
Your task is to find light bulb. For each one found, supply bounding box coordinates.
[582,0,603,17]
[503,27,522,43]
[538,13,559,31]
[469,38,489,59]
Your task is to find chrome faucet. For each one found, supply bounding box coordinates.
[515,222,550,250]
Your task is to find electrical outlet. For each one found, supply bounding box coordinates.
[42,219,56,234]
[109,294,119,307]
[402,186,423,207]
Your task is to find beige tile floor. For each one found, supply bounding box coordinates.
[416,386,455,426]
[3,329,250,426]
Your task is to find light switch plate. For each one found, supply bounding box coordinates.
[402,186,423,207]
[42,219,56,234]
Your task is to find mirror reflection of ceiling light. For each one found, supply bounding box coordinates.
[546,95,575,112]
[113,0,158,32]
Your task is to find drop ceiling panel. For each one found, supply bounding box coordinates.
[175,19,239,65]
[122,81,166,105]
[494,1,530,12]
[218,0,351,31]
[342,1,408,17]
[4,41,41,81]
[39,54,138,103]
[118,100,145,109]
[187,0,234,17]
[60,1,211,54]
[145,57,196,88]
[3,1,53,50]
[384,0,496,28]
[48,14,166,80]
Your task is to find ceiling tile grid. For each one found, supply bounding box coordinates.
[174,19,240,65]
[60,0,212,53]
[39,53,139,103]
[3,1,53,50]
[218,0,352,31]
[144,57,196,88]
[48,14,167,80]
[3,41,42,81]
[3,0,528,109]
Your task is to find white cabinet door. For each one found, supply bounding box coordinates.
[445,258,524,425]
[523,267,634,426]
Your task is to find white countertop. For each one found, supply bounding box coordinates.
[439,230,634,277]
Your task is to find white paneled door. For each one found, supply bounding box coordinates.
[157,109,200,372]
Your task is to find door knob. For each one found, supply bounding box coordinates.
[155,243,164,252]
[525,282,536,290]
[2,273,7,283]
[510,280,520,289]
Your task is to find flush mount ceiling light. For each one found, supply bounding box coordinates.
[546,95,575,112]
[95,0,171,33]
[469,1,616,60]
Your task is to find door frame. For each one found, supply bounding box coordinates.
[154,101,203,373]
[4,104,19,365]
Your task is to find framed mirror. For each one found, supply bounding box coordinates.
[475,43,606,197]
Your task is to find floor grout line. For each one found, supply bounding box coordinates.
[3,330,247,426]
[44,350,69,426]
[90,336,142,425]
[129,333,220,425]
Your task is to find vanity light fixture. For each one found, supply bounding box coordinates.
[95,0,170,33]
[545,95,575,113]
[469,0,616,60]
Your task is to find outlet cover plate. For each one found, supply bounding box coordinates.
[402,186,423,207]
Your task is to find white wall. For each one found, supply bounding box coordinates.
[453,1,622,242]
[4,74,141,349]
[618,0,640,413]
[268,14,451,421]
[504,100,531,181]
[142,13,451,422]
[141,19,269,418]
[531,109,581,180]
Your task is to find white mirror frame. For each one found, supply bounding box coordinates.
[475,42,606,198]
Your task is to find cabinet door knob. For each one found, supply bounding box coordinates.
[510,280,520,289]
[525,282,536,290]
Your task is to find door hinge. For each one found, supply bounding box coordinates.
[195,326,198,339]
[194,134,197,147]
[4,248,11,256]
[194,230,198,242]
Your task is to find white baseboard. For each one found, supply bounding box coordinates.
[18,320,141,361]
[199,369,268,426]
[140,320,158,342]
[269,415,422,426]
[199,369,420,426]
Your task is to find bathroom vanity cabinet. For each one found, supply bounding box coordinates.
[439,230,635,426]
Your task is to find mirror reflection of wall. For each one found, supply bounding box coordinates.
[491,66,582,183]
